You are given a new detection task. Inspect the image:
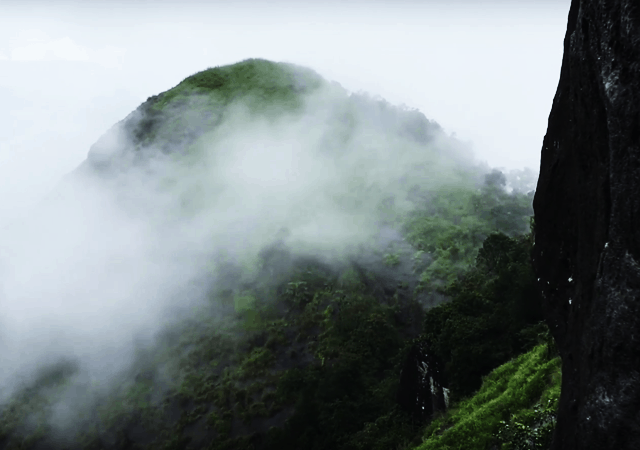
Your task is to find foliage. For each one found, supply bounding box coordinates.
[234,292,258,313]
[264,268,416,450]
[417,342,561,450]
[384,252,401,267]
[403,175,533,292]
[421,230,545,403]
[0,58,557,450]
[0,222,557,450]
[152,58,325,116]
[493,397,558,450]
[471,169,534,238]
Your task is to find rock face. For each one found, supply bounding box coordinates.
[397,339,449,422]
[533,1,640,449]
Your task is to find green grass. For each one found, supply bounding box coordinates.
[150,58,325,117]
[415,342,560,450]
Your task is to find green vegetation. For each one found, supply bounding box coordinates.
[422,230,544,404]
[154,58,324,113]
[1,228,555,450]
[418,341,560,450]
[0,59,558,450]
[383,252,401,267]
[403,171,535,293]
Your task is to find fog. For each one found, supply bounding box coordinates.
[0,0,570,221]
[0,73,471,439]
[0,1,569,444]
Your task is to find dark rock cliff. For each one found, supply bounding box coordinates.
[533,1,640,449]
[396,339,449,422]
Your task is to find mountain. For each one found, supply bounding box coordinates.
[0,58,544,450]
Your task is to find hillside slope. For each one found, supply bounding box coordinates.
[0,59,545,450]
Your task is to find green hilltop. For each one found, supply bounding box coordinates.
[0,59,556,450]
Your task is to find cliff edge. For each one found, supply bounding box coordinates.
[533,1,640,448]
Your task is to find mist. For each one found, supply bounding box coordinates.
[0,68,481,442]
[0,1,571,224]
[0,2,569,445]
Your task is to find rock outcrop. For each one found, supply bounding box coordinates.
[533,1,640,449]
[397,339,449,422]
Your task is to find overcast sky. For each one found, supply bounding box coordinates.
[0,0,571,222]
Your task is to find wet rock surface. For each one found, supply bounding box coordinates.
[396,338,448,422]
[533,1,640,448]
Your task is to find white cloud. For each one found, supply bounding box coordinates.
[10,36,125,69]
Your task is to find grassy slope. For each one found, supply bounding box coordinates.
[0,59,556,450]
[417,343,561,450]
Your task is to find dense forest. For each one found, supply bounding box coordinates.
[0,59,559,450]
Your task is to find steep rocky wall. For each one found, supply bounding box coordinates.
[396,339,448,422]
[533,1,640,449]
